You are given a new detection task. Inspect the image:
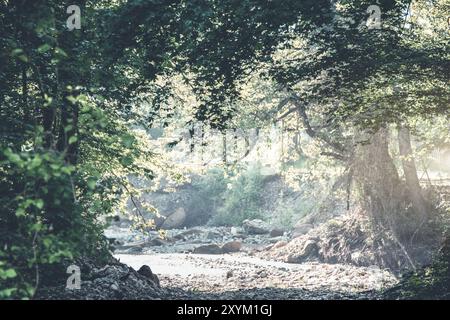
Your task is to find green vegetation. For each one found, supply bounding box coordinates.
[211,165,265,226]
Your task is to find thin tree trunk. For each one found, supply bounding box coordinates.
[222,131,227,165]
[21,64,30,126]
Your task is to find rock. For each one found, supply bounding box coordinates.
[119,239,146,248]
[287,240,319,263]
[270,228,284,237]
[161,207,186,229]
[257,271,268,278]
[243,219,270,235]
[260,166,278,177]
[206,230,222,240]
[148,238,168,246]
[272,240,288,249]
[137,265,160,287]
[193,244,223,254]
[154,215,166,229]
[226,270,234,279]
[174,229,203,240]
[36,258,164,300]
[292,224,314,237]
[110,283,119,291]
[222,241,242,253]
[125,246,143,254]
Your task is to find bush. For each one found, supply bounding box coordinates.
[210,164,265,226]
[384,236,450,299]
[185,168,229,226]
[0,147,110,299]
[0,95,152,299]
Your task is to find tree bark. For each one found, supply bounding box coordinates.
[354,127,402,229]
[222,131,227,165]
[398,125,428,220]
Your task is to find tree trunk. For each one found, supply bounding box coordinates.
[354,128,402,226]
[352,126,436,269]
[398,125,429,221]
[222,131,227,165]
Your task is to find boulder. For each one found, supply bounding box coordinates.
[206,230,222,240]
[174,228,203,240]
[193,244,223,254]
[270,228,284,237]
[161,207,186,229]
[243,219,270,235]
[272,240,288,249]
[137,265,160,287]
[287,240,319,263]
[222,241,242,253]
[148,238,168,246]
[292,223,314,238]
[230,227,246,239]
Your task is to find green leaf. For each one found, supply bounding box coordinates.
[54,47,68,58]
[38,44,52,53]
[0,288,17,298]
[11,48,23,56]
[64,124,74,133]
[15,208,26,217]
[35,199,44,210]
[18,55,28,62]
[121,156,133,166]
[121,134,135,148]
[87,178,96,190]
[68,136,78,144]
[5,150,21,163]
[42,238,52,248]
[3,269,17,279]
[29,155,42,168]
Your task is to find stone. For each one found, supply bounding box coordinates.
[258,271,268,278]
[161,207,186,229]
[292,224,314,237]
[287,240,319,263]
[137,265,160,287]
[242,219,270,235]
[222,241,242,253]
[270,228,284,237]
[272,240,288,249]
[125,246,143,254]
[174,229,203,240]
[110,283,119,291]
[193,244,223,254]
[206,230,222,240]
[149,238,167,246]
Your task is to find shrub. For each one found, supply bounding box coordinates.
[185,168,229,226]
[210,164,265,226]
[0,147,110,299]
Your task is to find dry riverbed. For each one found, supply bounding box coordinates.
[115,252,398,299]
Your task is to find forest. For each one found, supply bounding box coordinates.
[0,0,449,301]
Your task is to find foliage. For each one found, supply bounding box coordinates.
[211,164,265,226]
[0,1,160,299]
[185,168,230,226]
[386,236,450,299]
